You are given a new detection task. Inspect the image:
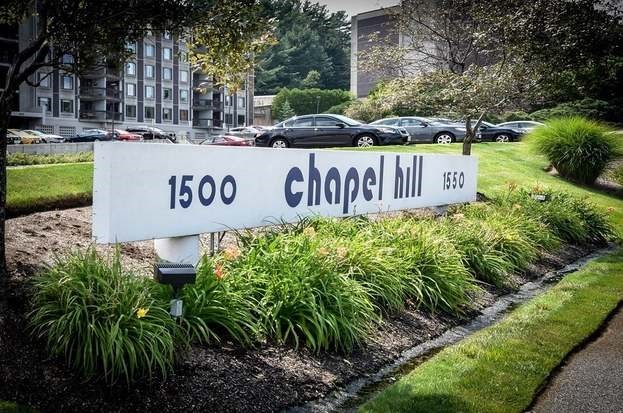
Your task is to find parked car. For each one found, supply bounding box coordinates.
[22,129,65,143]
[8,129,41,144]
[255,114,408,148]
[113,129,142,141]
[125,126,174,141]
[228,126,266,139]
[68,129,113,142]
[6,130,21,145]
[201,135,254,146]
[371,116,466,144]
[496,121,544,134]
[476,122,523,142]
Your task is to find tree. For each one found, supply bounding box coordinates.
[357,0,623,154]
[277,99,296,120]
[0,0,271,285]
[302,70,321,88]
[255,0,350,94]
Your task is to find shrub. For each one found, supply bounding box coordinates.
[29,250,180,384]
[530,99,613,122]
[527,117,620,184]
[324,100,353,115]
[8,152,93,166]
[272,88,354,120]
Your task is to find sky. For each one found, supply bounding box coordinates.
[315,0,398,17]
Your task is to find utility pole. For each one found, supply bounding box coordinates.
[316,96,320,113]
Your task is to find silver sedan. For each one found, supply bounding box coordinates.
[370,116,466,144]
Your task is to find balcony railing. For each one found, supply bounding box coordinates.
[193,119,213,128]
[80,87,121,100]
[79,110,123,121]
[193,99,213,110]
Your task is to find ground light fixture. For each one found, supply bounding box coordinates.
[154,262,196,317]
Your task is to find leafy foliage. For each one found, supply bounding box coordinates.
[530,99,620,123]
[272,88,353,119]
[29,250,180,384]
[527,117,620,184]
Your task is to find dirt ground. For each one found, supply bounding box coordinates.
[0,206,592,413]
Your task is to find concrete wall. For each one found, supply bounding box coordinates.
[7,143,93,154]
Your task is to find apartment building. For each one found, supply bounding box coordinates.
[1,20,254,140]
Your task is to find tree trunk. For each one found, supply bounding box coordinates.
[0,104,8,287]
[462,118,474,156]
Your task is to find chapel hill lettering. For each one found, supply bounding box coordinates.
[284,153,424,214]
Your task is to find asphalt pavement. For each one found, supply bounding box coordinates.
[529,307,623,413]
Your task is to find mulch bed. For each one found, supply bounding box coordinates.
[0,207,594,412]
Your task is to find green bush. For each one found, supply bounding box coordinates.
[530,99,613,122]
[272,88,354,120]
[29,250,180,384]
[8,152,93,166]
[527,117,620,184]
[324,100,353,115]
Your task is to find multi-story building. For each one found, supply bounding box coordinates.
[1,20,254,140]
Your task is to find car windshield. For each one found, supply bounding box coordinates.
[331,114,361,126]
[24,130,44,136]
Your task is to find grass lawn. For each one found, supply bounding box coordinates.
[365,142,623,231]
[360,249,623,413]
[7,163,93,217]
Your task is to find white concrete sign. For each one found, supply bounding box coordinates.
[92,142,478,244]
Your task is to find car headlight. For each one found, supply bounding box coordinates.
[378,127,397,134]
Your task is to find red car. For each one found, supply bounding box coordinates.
[201,135,254,146]
[113,129,142,141]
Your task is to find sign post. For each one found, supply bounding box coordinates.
[93,142,478,264]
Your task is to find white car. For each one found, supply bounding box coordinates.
[23,129,65,143]
[496,121,544,134]
[228,126,267,139]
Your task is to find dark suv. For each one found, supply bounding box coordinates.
[255,114,408,148]
[125,126,175,142]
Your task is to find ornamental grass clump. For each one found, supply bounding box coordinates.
[180,255,260,346]
[527,117,620,184]
[228,229,377,352]
[29,250,180,384]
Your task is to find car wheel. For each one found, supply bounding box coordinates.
[495,134,510,143]
[355,134,376,147]
[40,139,47,144]
[271,138,289,148]
[434,133,454,144]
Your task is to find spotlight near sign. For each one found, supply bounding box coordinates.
[92,142,478,265]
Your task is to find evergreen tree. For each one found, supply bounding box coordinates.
[278,99,296,120]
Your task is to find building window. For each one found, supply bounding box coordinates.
[61,75,74,90]
[145,106,155,119]
[163,47,172,60]
[180,89,188,103]
[163,31,172,40]
[145,85,155,99]
[145,44,155,58]
[180,109,189,121]
[126,105,137,118]
[37,97,51,109]
[37,72,51,88]
[225,95,232,106]
[238,97,245,108]
[180,52,188,62]
[61,54,74,64]
[61,99,73,113]
[126,83,136,97]
[180,70,188,82]
[163,88,172,100]
[126,62,136,76]
[145,65,154,78]
[163,107,172,121]
[127,42,136,54]
[225,113,233,125]
[163,67,172,80]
